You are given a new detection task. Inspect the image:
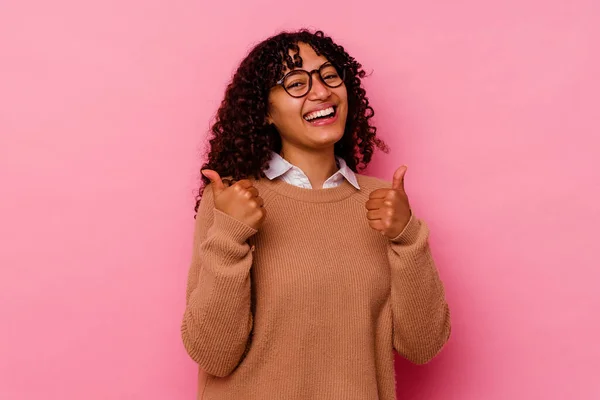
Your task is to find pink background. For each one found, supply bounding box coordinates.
[1,0,599,399]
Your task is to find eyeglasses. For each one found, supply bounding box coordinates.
[275,62,345,98]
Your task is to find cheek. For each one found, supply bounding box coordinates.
[268,95,304,124]
[335,88,349,117]
[339,86,349,104]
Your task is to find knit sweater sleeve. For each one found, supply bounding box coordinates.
[181,183,257,377]
[387,215,451,365]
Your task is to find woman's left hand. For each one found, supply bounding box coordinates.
[365,166,412,239]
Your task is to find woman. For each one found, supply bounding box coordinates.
[181,29,451,399]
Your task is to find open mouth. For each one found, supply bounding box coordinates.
[303,106,337,123]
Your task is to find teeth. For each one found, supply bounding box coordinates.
[304,107,335,121]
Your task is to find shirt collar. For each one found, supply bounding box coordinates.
[264,150,360,190]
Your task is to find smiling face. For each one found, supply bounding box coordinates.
[266,42,348,155]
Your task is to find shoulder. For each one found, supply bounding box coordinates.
[356,173,392,191]
[355,173,392,189]
[352,173,392,203]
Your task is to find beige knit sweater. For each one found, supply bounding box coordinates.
[181,174,451,400]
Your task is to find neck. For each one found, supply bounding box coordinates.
[279,145,338,189]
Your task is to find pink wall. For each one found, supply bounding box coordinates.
[1,0,599,398]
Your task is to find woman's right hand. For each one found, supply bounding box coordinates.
[201,169,266,231]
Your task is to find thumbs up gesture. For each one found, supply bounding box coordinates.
[365,166,412,239]
[201,169,266,231]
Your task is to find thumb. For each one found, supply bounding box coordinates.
[201,169,226,195]
[392,165,407,191]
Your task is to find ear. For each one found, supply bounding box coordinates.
[265,111,274,125]
[265,98,275,125]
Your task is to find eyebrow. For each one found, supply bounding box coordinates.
[285,61,331,74]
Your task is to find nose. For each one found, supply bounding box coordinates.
[307,72,331,100]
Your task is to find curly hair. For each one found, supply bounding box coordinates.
[194,29,389,216]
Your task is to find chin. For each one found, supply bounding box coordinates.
[302,112,348,145]
[310,128,345,146]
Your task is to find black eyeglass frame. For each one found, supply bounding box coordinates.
[274,62,346,98]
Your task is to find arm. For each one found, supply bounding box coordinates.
[387,215,451,365]
[181,183,257,377]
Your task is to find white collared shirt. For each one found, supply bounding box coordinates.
[263,151,360,189]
